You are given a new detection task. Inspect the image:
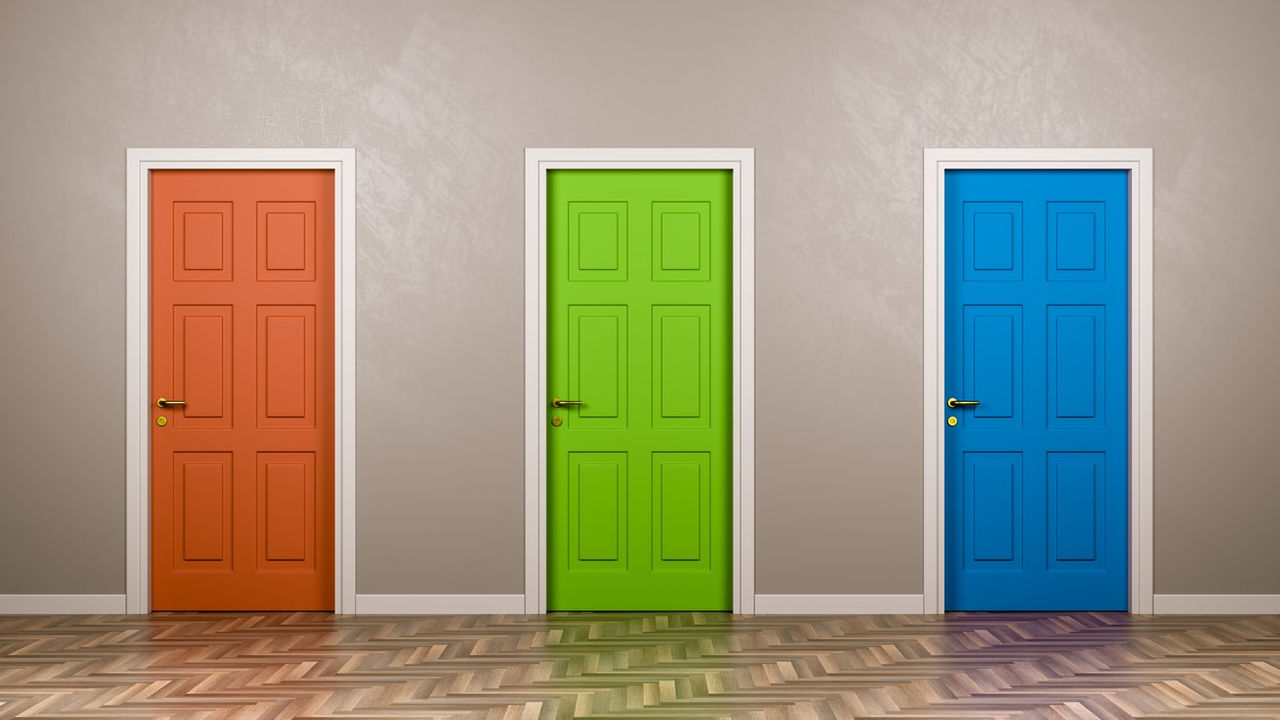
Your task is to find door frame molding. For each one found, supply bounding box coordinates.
[524,148,755,613]
[922,148,1154,614]
[124,148,357,613]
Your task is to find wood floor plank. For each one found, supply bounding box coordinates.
[0,612,1279,718]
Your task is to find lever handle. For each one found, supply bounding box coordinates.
[551,397,583,408]
[156,397,186,408]
[947,397,980,408]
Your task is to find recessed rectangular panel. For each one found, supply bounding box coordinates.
[1047,305,1105,427]
[182,465,224,560]
[963,202,1022,281]
[577,463,620,560]
[965,306,1021,425]
[661,317,700,417]
[652,306,710,428]
[256,452,316,569]
[265,464,306,560]
[973,213,1014,269]
[569,202,627,281]
[652,453,711,570]
[659,462,701,560]
[577,213,620,270]
[964,453,1021,567]
[266,316,306,417]
[183,316,224,417]
[660,214,700,269]
[184,214,225,270]
[266,213,307,270]
[1055,316,1095,416]
[257,306,316,428]
[1048,306,1105,425]
[652,202,711,282]
[1048,202,1106,281]
[1055,214,1095,269]
[1054,462,1096,560]
[577,317,619,418]
[173,202,233,281]
[973,315,1015,417]
[256,202,316,281]
[1048,453,1106,568]
[568,306,626,428]
[172,306,232,428]
[568,453,626,570]
[172,452,232,570]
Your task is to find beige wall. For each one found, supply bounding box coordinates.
[2,0,1278,597]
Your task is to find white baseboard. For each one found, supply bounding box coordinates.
[754,594,926,614]
[0,594,127,614]
[355,594,526,615]
[1153,594,1280,614]
[30,593,1270,616]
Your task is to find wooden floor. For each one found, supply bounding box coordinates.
[1,612,1279,719]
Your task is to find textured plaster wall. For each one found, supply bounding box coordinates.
[1,0,1278,596]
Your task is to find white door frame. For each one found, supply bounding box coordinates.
[125,148,357,614]
[524,148,755,613]
[923,148,1154,614]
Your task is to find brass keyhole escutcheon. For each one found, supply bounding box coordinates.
[947,416,957,427]
[156,416,168,427]
[551,416,562,427]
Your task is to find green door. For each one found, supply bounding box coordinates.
[547,169,732,610]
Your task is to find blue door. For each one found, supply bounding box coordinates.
[945,169,1128,610]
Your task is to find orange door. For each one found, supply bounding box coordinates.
[151,170,334,610]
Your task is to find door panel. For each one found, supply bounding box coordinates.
[652,202,711,281]
[945,169,1128,611]
[1047,202,1107,281]
[548,169,731,610]
[569,452,628,567]
[172,452,233,569]
[569,306,627,427]
[1047,452,1105,567]
[172,202,234,282]
[569,202,628,282]
[1047,306,1105,425]
[257,451,317,568]
[965,307,1020,423]
[965,452,1021,565]
[257,202,317,281]
[652,305,710,427]
[257,305,317,427]
[172,306,233,427]
[963,202,1023,282]
[652,452,711,570]
[151,169,334,611]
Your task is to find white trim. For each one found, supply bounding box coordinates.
[524,148,755,614]
[754,594,925,615]
[922,148,1154,614]
[355,594,526,615]
[1153,595,1280,614]
[0,595,127,615]
[125,148,357,614]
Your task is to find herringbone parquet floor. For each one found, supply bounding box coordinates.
[1,612,1278,719]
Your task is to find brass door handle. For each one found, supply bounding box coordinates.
[947,397,980,408]
[551,397,583,408]
[156,397,186,408]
